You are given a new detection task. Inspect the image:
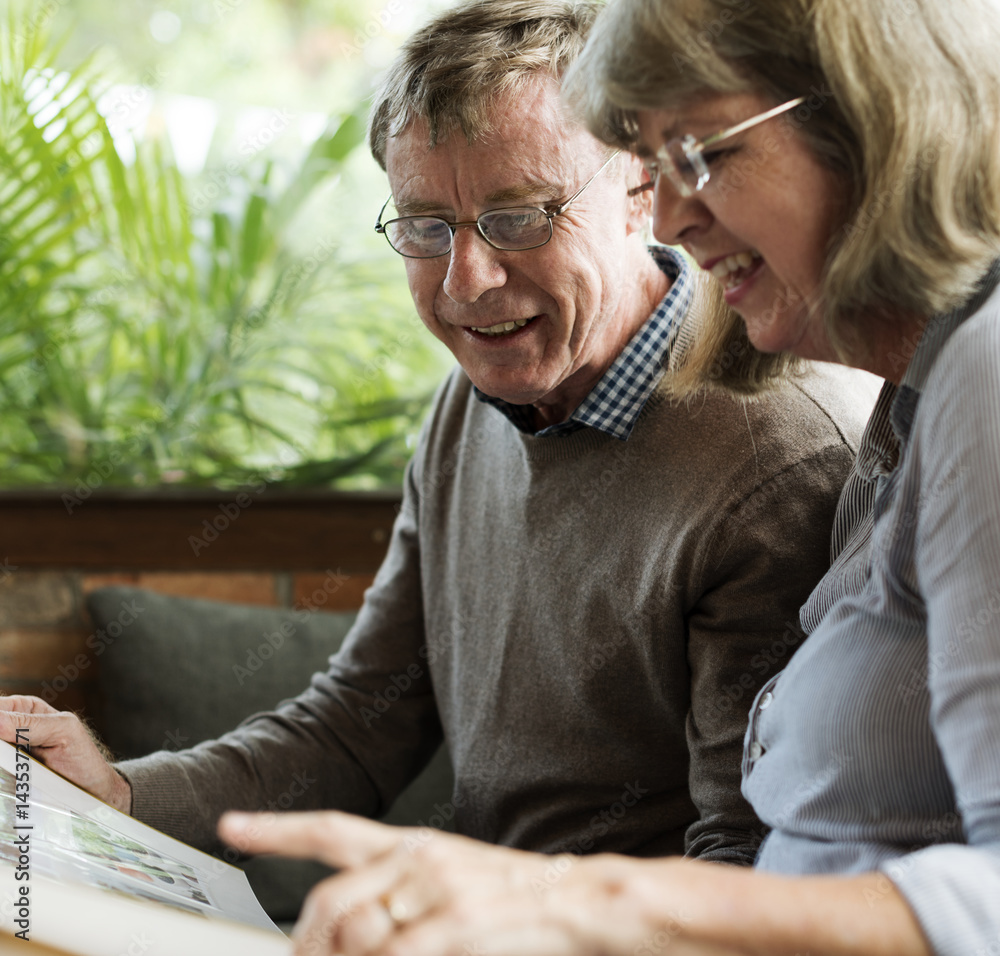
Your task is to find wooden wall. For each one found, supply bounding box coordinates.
[0,491,399,728]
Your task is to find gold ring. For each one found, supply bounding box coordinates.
[380,894,409,926]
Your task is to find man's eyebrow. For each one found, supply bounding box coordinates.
[393,198,451,217]
[484,181,564,206]
[394,181,565,217]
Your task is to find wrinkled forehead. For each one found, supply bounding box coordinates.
[385,76,612,206]
[391,73,584,154]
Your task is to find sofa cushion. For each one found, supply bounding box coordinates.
[87,585,454,922]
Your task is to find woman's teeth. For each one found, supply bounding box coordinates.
[710,251,762,289]
[471,317,533,336]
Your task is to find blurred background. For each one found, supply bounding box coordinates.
[0,0,455,490]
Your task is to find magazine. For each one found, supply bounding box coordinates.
[0,737,290,955]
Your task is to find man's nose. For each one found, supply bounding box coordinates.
[442,225,508,304]
[651,179,713,247]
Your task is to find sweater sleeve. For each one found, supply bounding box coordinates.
[880,314,1000,955]
[117,449,444,853]
[683,441,858,865]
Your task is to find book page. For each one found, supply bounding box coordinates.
[0,737,289,951]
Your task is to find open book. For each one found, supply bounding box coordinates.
[0,737,290,955]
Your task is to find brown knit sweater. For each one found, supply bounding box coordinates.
[121,339,878,866]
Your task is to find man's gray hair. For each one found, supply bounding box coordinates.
[368,0,603,170]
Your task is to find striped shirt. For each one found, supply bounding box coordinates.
[475,245,693,440]
[743,261,1000,956]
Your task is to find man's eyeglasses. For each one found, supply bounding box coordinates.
[642,97,805,197]
[374,152,619,259]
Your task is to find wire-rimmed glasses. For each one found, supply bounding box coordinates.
[643,97,805,197]
[374,152,620,259]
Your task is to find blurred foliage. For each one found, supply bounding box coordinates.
[0,0,453,489]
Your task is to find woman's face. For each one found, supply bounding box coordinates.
[636,93,848,361]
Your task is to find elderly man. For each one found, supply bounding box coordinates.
[1,0,874,870]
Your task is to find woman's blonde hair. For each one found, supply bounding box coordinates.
[566,0,1000,365]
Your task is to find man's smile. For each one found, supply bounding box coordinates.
[468,315,539,337]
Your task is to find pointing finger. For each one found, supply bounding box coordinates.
[219,810,406,869]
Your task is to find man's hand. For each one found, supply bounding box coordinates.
[0,696,132,814]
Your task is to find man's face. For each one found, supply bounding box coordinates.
[384,74,651,413]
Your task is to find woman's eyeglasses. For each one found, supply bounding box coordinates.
[642,97,805,197]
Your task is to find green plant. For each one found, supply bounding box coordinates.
[0,6,449,490]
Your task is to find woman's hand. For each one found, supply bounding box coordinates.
[219,810,681,956]
[220,810,932,956]
[0,695,132,813]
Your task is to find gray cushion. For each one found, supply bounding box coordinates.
[87,585,454,922]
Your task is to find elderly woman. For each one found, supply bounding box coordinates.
[221,0,1000,953]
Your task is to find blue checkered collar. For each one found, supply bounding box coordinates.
[474,245,693,440]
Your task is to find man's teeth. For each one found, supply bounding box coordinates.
[710,251,762,289]
[471,317,533,336]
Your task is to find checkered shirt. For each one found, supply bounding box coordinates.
[475,245,693,440]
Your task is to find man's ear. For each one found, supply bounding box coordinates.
[623,154,654,236]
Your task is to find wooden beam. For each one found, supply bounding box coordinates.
[0,491,401,572]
